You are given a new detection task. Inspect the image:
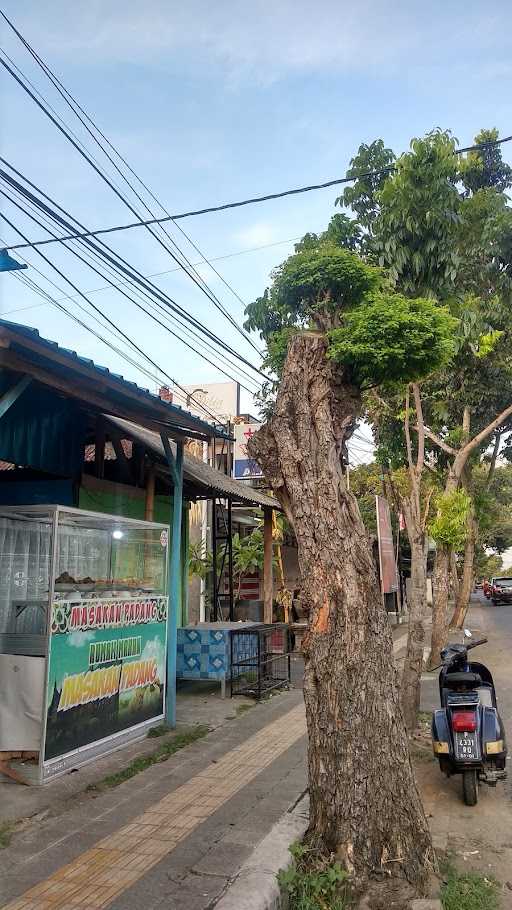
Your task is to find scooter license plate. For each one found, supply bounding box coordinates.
[455,732,478,760]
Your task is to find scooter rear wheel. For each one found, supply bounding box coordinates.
[462,770,478,806]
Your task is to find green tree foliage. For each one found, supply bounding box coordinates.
[337,139,396,234]
[328,295,455,386]
[460,128,512,196]
[429,490,471,549]
[245,244,456,404]
[374,130,461,298]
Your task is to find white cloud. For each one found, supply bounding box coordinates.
[234,223,280,247]
[6,1,510,82]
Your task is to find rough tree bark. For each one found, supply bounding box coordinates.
[450,551,460,602]
[249,334,433,889]
[387,384,432,731]
[401,535,428,730]
[429,543,451,668]
[450,511,476,630]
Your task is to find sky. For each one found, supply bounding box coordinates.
[1,0,512,460]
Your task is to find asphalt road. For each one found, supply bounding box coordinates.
[418,592,512,901]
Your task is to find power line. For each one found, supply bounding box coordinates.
[0,190,260,395]
[3,129,511,253]
[1,233,306,317]
[0,179,261,391]
[0,29,261,356]
[4,26,261,351]
[0,159,268,381]
[0,209,228,423]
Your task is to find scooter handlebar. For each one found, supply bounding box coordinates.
[466,637,488,649]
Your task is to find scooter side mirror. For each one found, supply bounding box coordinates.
[464,629,473,639]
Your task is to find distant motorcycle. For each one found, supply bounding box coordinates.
[431,630,507,805]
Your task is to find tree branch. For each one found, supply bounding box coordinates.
[420,427,457,457]
[457,401,512,467]
[412,383,425,476]
[404,386,414,474]
[485,432,501,491]
[421,485,435,532]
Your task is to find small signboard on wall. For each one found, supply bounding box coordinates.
[233,423,263,480]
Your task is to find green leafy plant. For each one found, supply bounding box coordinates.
[429,490,472,549]
[233,529,267,598]
[278,842,350,910]
[441,869,500,910]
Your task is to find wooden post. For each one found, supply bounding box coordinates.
[263,507,273,624]
[160,435,184,729]
[145,465,155,521]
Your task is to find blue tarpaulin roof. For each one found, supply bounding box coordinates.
[0,318,227,440]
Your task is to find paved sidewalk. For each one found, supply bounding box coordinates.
[0,625,408,910]
[0,689,307,910]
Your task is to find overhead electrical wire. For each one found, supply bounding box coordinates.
[0,159,268,381]
[0,194,260,400]
[2,129,510,252]
[0,230,210,413]
[0,210,233,424]
[0,28,261,356]
[0,180,261,392]
[1,30,262,353]
[2,233,307,318]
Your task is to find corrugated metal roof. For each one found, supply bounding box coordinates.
[105,415,280,510]
[0,318,225,439]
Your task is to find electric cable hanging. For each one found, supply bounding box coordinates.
[0,181,261,392]
[0,32,261,356]
[0,159,268,380]
[0,209,231,423]
[0,195,260,397]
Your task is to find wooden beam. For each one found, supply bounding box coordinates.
[0,375,31,419]
[110,432,132,483]
[145,465,156,521]
[263,507,273,624]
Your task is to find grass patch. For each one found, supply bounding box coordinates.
[147,723,171,738]
[236,703,254,716]
[86,725,209,792]
[441,869,500,910]
[278,842,350,910]
[417,711,432,725]
[0,821,16,849]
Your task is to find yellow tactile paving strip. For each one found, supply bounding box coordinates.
[2,704,306,910]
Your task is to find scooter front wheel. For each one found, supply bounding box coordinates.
[462,770,478,806]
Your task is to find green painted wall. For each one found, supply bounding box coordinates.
[78,481,189,625]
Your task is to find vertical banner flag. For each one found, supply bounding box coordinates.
[376,495,399,594]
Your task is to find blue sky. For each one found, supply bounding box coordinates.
[1,0,512,440]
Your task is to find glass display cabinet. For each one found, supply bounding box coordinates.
[0,505,169,784]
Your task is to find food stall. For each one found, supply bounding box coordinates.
[0,505,169,784]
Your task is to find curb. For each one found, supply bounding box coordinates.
[213,795,309,910]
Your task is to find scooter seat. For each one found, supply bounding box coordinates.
[444,671,482,688]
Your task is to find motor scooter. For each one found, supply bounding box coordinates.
[431,630,507,805]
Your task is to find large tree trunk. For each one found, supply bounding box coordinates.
[450,514,476,630]
[428,544,450,668]
[249,333,432,890]
[401,535,428,731]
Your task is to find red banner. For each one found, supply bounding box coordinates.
[376,496,398,594]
